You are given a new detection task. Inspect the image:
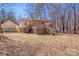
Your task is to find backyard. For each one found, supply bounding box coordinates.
[0,33,79,56]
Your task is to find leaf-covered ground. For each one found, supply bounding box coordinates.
[0,33,79,56]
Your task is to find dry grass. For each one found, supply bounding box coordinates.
[0,33,79,56]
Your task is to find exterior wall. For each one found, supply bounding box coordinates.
[1,21,17,32]
[19,19,50,33]
[19,19,50,27]
[32,25,46,34]
[19,20,32,27]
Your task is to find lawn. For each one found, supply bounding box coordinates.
[1,33,79,56]
[3,33,79,41]
[3,33,54,41]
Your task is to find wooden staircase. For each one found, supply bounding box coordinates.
[46,24,56,35]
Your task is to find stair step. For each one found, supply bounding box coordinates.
[46,24,56,35]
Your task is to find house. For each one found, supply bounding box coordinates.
[18,19,56,34]
[19,19,50,27]
[1,21,17,32]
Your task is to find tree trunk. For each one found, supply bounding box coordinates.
[73,4,77,34]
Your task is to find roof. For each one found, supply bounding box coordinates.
[18,18,50,23]
[2,20,17,26]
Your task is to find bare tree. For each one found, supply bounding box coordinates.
[70,4,77,34]
[24,4,35,19]
[0,3,16,23]
[48,4,61,31]
[73,4,77,34]
[34,3,45,20]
